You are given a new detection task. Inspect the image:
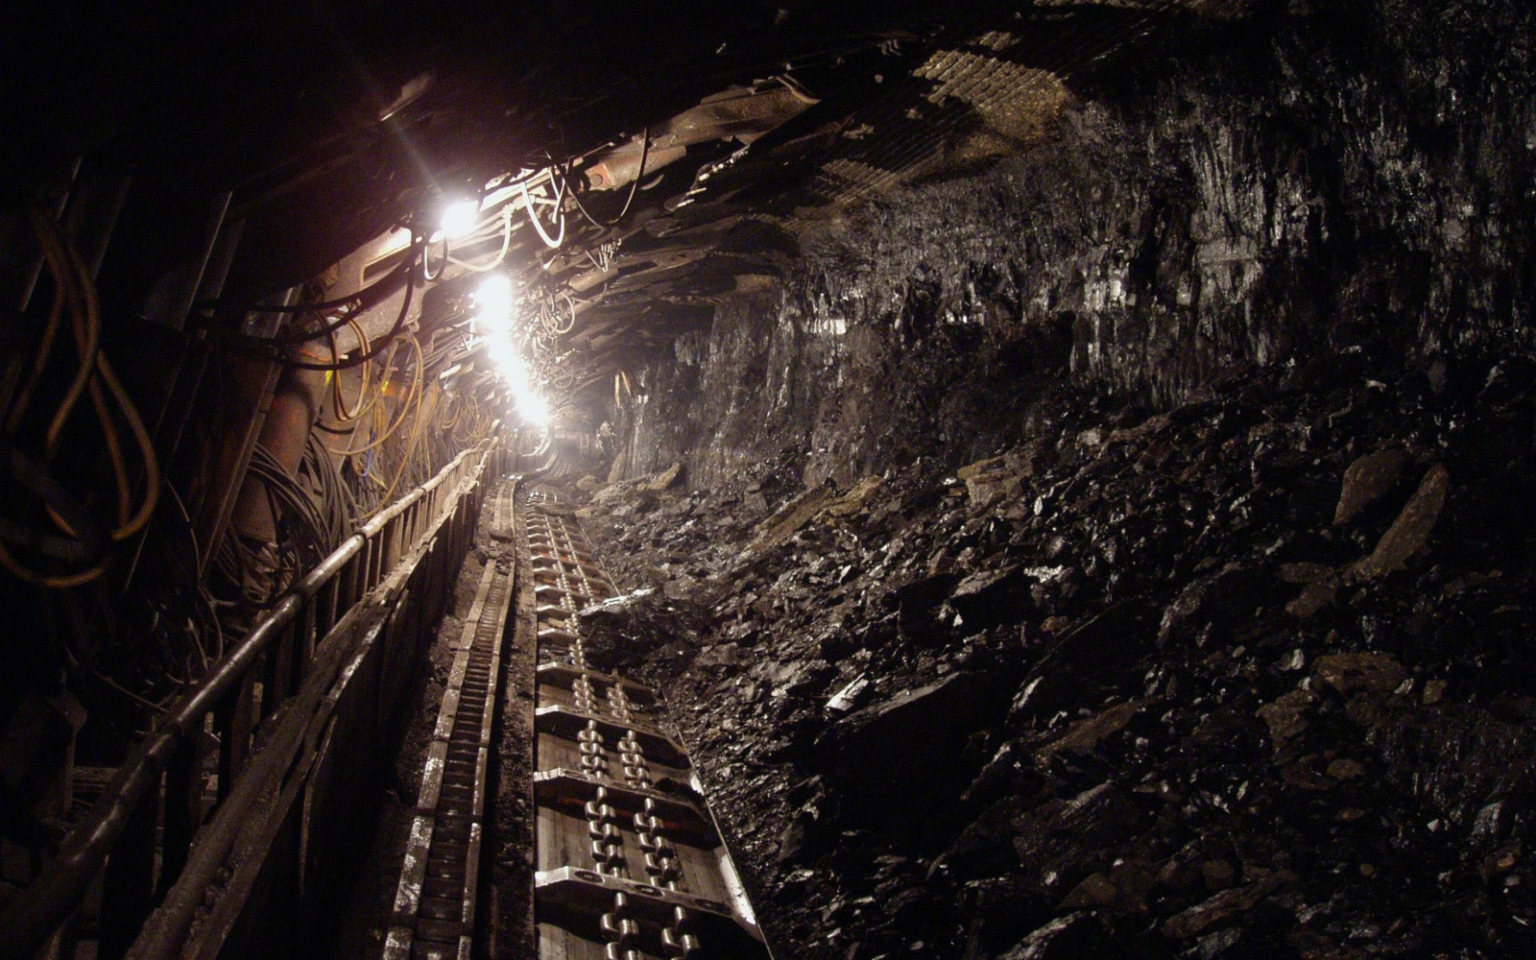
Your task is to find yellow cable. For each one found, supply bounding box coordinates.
[53,234,159,541]
[3,210,161,586]
[37,217,98,459]
[0,536,106,587]
[50,244,131,530]
[0,216,108,585]
[332,337,395,473]
[87,378,131,526]
[324,333,421,456]
[436,392,463,431]
[327,319,373,422]
[365,357,433,516]
[5,209,67,432]
[95,351,159,541]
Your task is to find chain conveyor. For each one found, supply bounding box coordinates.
[523,489,772,960]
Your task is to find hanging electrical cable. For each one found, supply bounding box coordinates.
[275,237,422,370]
[30,208,100,459]
[544,291,578,336]
[327,319,374,423]
[422,233,447,281]
[0,207,160,587]
[324,332,423,456]
[4,210,69,434]
[520,175,567,249]
[221,233,424,371]
[363,347,435,514]
[203,245,414,324]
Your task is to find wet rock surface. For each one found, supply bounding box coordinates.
[580,353,1536,959]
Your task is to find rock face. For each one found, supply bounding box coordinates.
[575,589,709,673]
[815,671,1009,802]
[1333,449,1413,527]
[1350,464,1450,580]
[609,1,1536,492]
[570,2,1536,957]
[580,345,1536,959]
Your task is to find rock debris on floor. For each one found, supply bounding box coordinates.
[572,356,1536,960]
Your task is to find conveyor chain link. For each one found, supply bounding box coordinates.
[600,893,642,960]
[662,907,702,959]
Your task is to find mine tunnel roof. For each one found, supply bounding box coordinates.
[7,0,1230,403]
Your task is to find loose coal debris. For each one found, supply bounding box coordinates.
[576,356,1536,960]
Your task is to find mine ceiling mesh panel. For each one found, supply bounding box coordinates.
[789,0,1205,216]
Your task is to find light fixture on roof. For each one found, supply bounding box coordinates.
[517,390,551,427]
[472,275,550,427]
[473,274,515,332]
[440,198,480,240]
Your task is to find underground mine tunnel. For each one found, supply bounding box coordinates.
[3,1,1535,958]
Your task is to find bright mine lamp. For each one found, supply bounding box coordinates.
[477,319,552,427]
[483,334,517,374]
[440,198,479,239]
[473,274,515,332]
[517,390,551,427]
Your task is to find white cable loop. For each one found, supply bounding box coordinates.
[521,178,566,248]
[447,206,513,272]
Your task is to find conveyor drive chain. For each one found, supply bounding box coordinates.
[524,490,771,960]
[386,486,519,960]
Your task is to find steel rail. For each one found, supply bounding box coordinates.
[0,436,502,960]
[382,486,518,959]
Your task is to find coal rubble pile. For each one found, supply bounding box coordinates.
[577,354,1536,960]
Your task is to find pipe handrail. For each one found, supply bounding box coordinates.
[0,437,498,958]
